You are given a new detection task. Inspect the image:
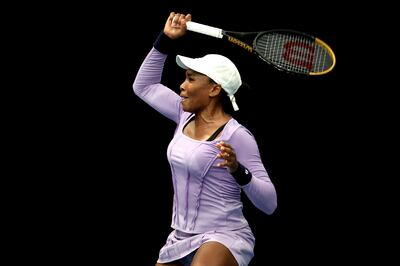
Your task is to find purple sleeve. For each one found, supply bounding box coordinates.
[132,48,182,124]
[230,127,278,215]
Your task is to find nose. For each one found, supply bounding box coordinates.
[180,81,186,92]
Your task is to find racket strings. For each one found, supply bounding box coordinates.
[255,33,333,74]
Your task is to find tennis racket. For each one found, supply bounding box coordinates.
[186,21,336,76]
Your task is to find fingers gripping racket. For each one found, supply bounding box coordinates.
[186,21,336,76]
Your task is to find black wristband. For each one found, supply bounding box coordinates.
[153,31,176,54]
[231,163,252,186]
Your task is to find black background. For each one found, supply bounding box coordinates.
[13,1,371,265]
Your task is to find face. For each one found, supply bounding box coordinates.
[179,69,220,113]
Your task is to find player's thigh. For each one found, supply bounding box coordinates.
[191,241,238,266]
[155,262,183,266]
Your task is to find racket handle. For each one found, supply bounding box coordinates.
[186,21,223,39]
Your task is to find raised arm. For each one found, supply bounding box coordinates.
[132,12,192,123]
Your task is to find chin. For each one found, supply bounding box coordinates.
[182,106,193,112]
[181,103,193,113]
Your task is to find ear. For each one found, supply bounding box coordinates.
[209,83,222,97]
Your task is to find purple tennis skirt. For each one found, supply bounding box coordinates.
[157,226,255,266]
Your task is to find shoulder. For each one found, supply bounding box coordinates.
[225,119,255,141]
[225,120,261,158]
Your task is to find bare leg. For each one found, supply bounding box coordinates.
[155,262,183,266]
[191,241,238,266]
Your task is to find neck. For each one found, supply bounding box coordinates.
[195,105,230,126]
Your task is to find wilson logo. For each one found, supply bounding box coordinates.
[283,41,315,71]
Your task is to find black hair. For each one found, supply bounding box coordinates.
[207,78,236,115]
[220,89,235,115]
[220,82,252,116]
[207,77,251,117]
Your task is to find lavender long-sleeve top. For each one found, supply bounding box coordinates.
[133,48,277,233]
